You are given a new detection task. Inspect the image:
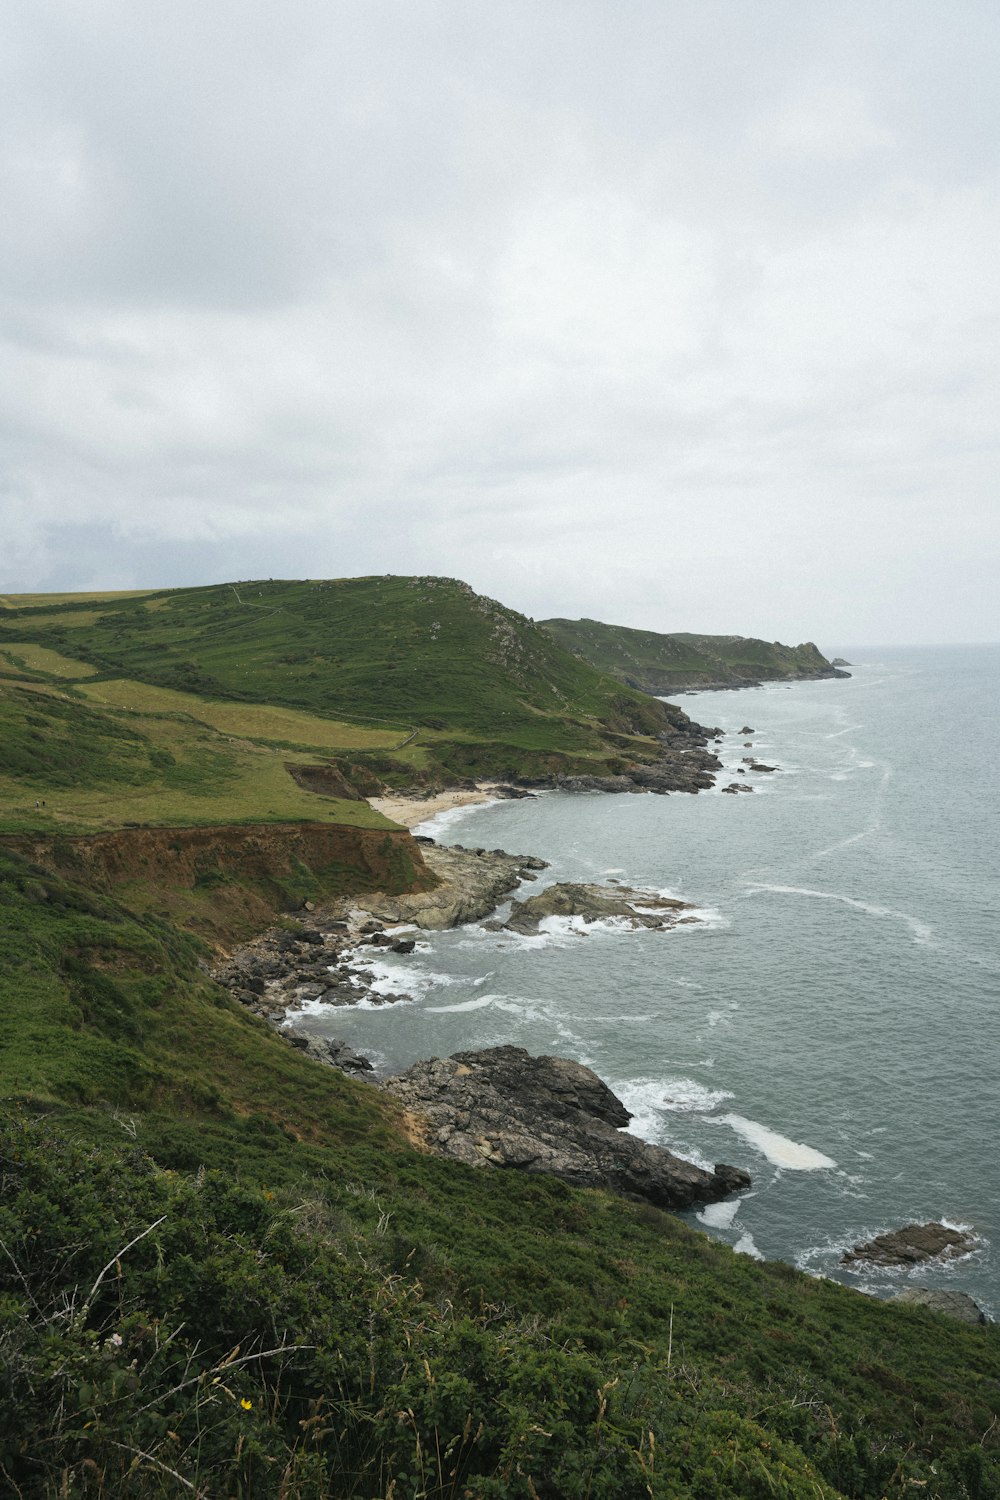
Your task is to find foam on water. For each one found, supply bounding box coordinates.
[612,1076,735,1142]
[425,995,497,1014]
[743,883,933,945]
[347,958,462,1001]
[697,1199,742,1230]
[411,798,504,839]
[720,1114,837,1170]
[734,1233,764,1260]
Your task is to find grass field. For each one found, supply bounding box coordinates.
[78,678,409,749]
[0,588,159,608]
[0,642,99,677]
[0,679,394,835]
[0,578,690,807]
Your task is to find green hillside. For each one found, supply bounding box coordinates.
[0,578,694,806]
[541,617,844,695]
[1,845,997,1498]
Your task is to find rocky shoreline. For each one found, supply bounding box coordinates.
[212,835,752,1213]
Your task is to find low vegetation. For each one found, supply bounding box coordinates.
[540,617,840,695]
[0,848,997,1497]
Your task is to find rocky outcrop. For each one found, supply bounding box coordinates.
[891,1288,987,1325]
[382,1045,750,1210]
[284,1026,373,1074]
[843,1222,977,1268]
[348,841,548,930]
[520,743,722,797]
[213,840,552,1038]
[503,882,695,935]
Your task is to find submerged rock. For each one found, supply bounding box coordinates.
[503,881,693,936]
[843,1222,977,1268]
[382,1045,750,1210]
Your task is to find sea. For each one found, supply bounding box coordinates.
[300,645,1000,1314]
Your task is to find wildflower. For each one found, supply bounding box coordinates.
[107,1333,123,1348]
[240,1398,252,1410]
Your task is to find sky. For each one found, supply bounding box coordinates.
[1,1,998,647]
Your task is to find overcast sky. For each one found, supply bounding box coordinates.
[1,1,998,646]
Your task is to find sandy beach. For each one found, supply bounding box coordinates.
[370,784,500,829]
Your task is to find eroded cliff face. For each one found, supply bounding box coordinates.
[0,822,434,946]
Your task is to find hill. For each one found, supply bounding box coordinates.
[0,577,705,802]
[540,616,847,695]
[1,844,998,1498]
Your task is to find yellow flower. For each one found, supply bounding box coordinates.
[240,1398,252,1411]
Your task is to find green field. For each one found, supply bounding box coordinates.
[0,578,693,835]
[0,677,394,836]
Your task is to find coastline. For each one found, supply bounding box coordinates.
[370,783,503,828]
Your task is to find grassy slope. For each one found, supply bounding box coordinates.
[0,676,398,836]
[1,846,998,1498]
[541,617,838,693]
[0,577,685,788]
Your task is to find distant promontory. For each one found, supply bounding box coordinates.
[540,617,850,696]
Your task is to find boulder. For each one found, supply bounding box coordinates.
[382,1045,750,1211]
[891,1288,987,1325]
[283,1027,374,1074]
[843,1222,977,1268]
[503,882,692,936]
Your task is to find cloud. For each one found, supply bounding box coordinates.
[0,0,998,644]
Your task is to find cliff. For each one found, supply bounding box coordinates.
[0,820,434,944]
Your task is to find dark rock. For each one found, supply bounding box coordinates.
[890,1288,987,1324]
[299,928,324,945]
[283,1027,374,1074]
[843,1222,977,1268]
[413,835,436,845]
[391,938,416,954]
[504,882,692,936]
[739,726,755,735]
[382,1046,750,1210]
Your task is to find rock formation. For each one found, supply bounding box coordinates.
[383,1045,750,1210]
[842,1222,977,1268]
[890,1288,987,1325]
[503,882,695,936]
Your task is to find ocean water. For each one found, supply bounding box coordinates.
[304,646,1000,1312]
